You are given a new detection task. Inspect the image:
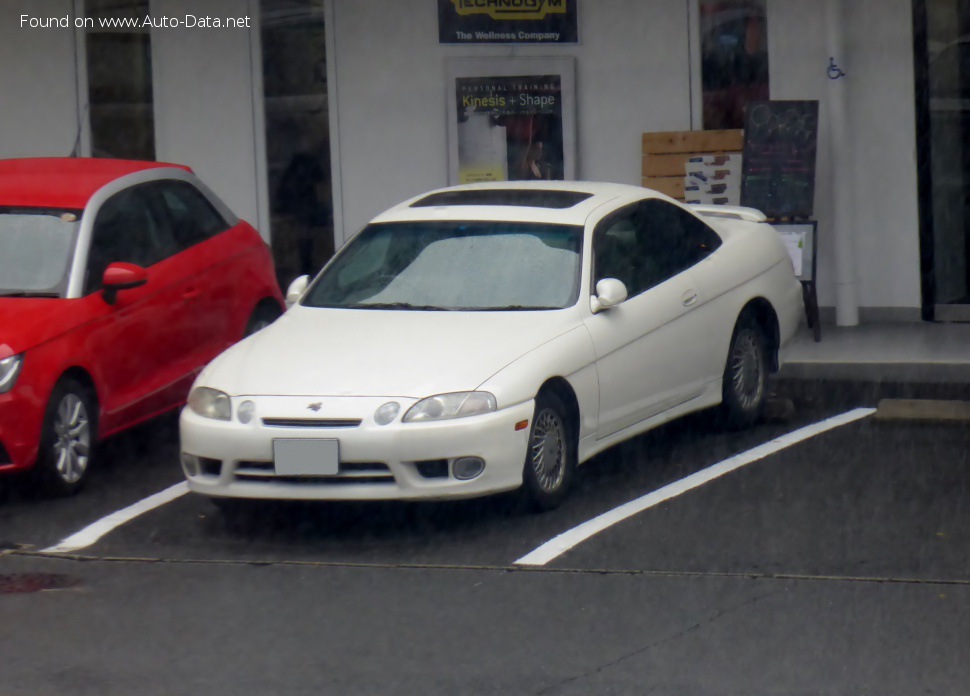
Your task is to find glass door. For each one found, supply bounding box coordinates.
[920,0,970,319]
[260,0,333,290]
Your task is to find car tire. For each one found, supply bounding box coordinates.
[245,301,282,336]
[720,314,770,429]
[32,378,96,497]
[521,391,576,512]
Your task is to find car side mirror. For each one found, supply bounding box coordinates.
[102,262,148,305]
[285,275,309,308]
[590,278,628,314]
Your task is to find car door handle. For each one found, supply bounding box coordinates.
[182,286,200,300]
[682,290,698,307]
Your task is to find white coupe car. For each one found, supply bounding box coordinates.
[180,181,802,512]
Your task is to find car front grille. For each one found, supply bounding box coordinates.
[234,460,394,485]
[261,418,362,428]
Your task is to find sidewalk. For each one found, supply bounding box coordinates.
[779,321,970,384]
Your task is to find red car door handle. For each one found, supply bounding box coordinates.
[182,286,200,300]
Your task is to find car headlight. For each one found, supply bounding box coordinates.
[0,354,23,394]
[403,391,496,423]
[187,387,231,421]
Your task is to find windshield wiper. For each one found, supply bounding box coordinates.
[0,291,61,298]
[469,305,560,311]
[348,302,452,311]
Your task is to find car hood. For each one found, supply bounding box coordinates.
[200,306,581,398]
[0,298,83,358]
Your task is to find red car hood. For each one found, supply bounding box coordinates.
[0,298,90,358]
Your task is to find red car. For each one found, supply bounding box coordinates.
[0,158,284,494]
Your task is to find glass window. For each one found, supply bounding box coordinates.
[699,0,770,130]
[85,187,174,293]
[84,0,155,160]
[152,181,230,250]
[305,221,583,311]
[922,0,970,309]
[638,200,722,279]
[594,207,644,295]
[594,201,722,298]
[261,0,333,287]
[0,209,80,297]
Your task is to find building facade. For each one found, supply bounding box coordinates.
[2,0,964,324]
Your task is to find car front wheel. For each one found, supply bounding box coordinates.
[33,378,96,496]
[521,391,576,512]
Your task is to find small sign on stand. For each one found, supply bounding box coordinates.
[772,219,820,342]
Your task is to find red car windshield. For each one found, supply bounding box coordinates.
[0,208,81,298]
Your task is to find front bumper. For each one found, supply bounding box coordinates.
[180,395,535,501]
[0,379,46,475]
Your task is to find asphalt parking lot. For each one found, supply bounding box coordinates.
[2,382,969,694]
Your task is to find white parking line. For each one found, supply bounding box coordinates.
[515,408,877,567]
[42,482,189,554]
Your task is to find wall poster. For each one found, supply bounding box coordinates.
[446,58,577,185]
[437,0,579,44]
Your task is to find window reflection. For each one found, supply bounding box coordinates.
[700,0,769,130]
[261,0,334,290]
[924,0,970,307]
[84,0,155,160]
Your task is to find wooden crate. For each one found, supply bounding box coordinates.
[641,129,743,201]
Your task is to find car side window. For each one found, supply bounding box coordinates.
[154,180,230,250]
[633,199,723,288]
[593,206,644,297]
[593,200,724,302]
[84,186,177,294]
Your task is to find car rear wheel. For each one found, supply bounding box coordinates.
[245,301,282,336]
[720,314,769,429]
[33,378,96,496]
[521,391,576,512]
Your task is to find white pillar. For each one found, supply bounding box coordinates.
[826,0,859,326]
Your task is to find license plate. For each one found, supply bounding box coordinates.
[273,439,339,476]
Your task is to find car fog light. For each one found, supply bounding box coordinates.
[181,453,201,477]
[237,400,256,424]
[374,401,400,425]
[453,456,485,481]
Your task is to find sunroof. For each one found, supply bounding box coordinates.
[411,189,593,209]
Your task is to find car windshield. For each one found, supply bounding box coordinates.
[304,221,584,310]
[0,208,81,297]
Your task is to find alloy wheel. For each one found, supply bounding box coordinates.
[530,408,566,493]
[50,393,91,484]
[730,329,766,411]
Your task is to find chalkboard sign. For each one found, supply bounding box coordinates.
[741,101,819,218]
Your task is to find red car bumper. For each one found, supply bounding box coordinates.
[0,367,46,475]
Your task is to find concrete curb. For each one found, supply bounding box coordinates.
[874,399,970,422]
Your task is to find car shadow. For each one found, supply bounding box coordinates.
[198,410,740,546]
[191,399,811,556]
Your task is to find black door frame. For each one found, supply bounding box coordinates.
[912,0,937,320]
